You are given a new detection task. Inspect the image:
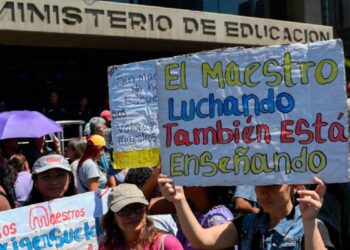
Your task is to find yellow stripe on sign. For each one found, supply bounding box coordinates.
[345,58,350,68]
[113,148,160,169]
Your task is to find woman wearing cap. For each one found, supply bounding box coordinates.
[100,183,183,250]
[26,154,76,205]
[77,134,107,193]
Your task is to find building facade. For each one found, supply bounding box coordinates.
[0,0,347,114]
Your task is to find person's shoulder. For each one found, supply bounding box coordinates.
[16,171,32,183]
[70,160,79,169]
[149,214,178,235]
[213,204,233,212]
[203,205,234,227]
[81,159,96,167]
[162,233,184,250]
[0,185,11,211]
[205,205,234,219]
[234,211,261,228]
[0,185,6,195]
[80,160,99,176]
[18,171,32,176]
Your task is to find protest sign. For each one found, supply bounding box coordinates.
[108,60,160,169]
[0,190,109,249]
[157,39,349,186]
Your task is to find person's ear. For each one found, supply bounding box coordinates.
[23,161,30,171]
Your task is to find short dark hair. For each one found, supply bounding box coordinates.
[124,168,152,189]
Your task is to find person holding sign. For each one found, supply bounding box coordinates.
[26,154,76,205]
[159,175,334,250]
[142,167,234,248]
[100,183,183,250]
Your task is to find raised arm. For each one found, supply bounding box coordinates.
[158,174,238,249]
[297,177,327,250]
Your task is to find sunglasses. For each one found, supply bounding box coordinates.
[116,203,146,217]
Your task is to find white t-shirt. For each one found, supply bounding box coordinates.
[77,159,107,193]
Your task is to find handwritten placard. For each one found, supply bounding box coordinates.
[108,60,160,169]
[157,39,349,186]
[0,190,109,249]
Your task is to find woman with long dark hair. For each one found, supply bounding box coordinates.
[26,154,76,205]
[0,166,17,210]
[100,183,183,250]
[77,134,107,193]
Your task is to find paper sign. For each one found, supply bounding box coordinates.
[108,60,160,169]
[0,190,110,249]
[157,39,349,186]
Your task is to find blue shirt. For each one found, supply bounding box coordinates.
[234,186,259,212]
[236,205,303,250]
[234,186,257,204]
[235,205,333,250]
[98,153,109,173]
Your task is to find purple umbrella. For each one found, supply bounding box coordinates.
[0,110,63,140]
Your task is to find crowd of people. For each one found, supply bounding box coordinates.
[0,108,349,250]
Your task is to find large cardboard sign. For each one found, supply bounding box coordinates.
[157,39,349,186]
[0,190,109,249]
[108,60,160,169]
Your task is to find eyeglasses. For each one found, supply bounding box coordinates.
[116,204,146,217]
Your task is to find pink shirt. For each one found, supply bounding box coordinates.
[99,233,183,250]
